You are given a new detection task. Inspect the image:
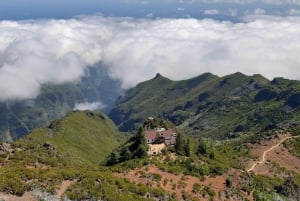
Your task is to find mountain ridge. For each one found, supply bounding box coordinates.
[109,72,300,139]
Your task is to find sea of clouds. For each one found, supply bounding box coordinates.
[0,15,300,101]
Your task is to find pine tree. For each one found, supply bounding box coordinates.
[133,127,148,158]
[184,139,191,156]
[106,126,148,165]
[106,151,120,166]
[130,126,147,151]
[120,146,131,161]
[175,132,185,155]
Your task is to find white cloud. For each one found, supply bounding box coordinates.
[204,9,220,15]
[253,8,266,15]
[0,18,110,101]
[74,102,106,111]
[1,15,300,101]
[102,16,300,87]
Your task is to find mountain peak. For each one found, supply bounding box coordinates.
[153,73,169,80]
[225,72,247,79]
[144,73,171,84]
[155,73,162,78]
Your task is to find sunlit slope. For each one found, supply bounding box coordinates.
[16,110,123,166]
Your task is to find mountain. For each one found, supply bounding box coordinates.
[0,67,121,141]
[0,110,179,201]
[14,110,124,166]
[109,72,300,139]
[0,105,299,201]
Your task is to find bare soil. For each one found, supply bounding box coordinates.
[0,180,73,201]
[245,134,300,175]
[118,164,229,201]
[0,192,36,201]
[56,180,74,200]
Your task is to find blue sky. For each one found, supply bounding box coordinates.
[0,0,300,20]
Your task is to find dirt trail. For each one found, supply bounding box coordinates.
[247,136,299,172]
[56,180,74,201]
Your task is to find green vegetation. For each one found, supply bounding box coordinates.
[1,72,300,200]
[109,136,248,178]
[175,132,191,156]
[0,110,298,200]
[295,174,300,186]
[143,117,173,130]
[253,191,289,201]
[14,110,124,166]
[109,72,300,140]
[64,170,176,201]
[107,126,148,165]
[0,110,125,195]
[286,137,300,157]
[0,111,180,200]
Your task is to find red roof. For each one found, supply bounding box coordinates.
[145,129,176,145]
[145,130,158,141]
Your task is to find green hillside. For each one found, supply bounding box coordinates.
[14,110,124,166]
[109,73,219,130]
[109,72,300,139]
[0,111,179,200]
[0,84,299,200]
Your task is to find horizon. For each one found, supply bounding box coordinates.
[1,0,300,20]
[0,1,300,101]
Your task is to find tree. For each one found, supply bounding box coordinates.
[175,132,184,155]
[130,127,147,152]
[135,145,148,158]
[120,146,131,162]
[132,127,148,158]
[106,126,148,165]
[184,139,191,157]
[197,139,215,159]
[197,139,208,155]
[106,151,120,166]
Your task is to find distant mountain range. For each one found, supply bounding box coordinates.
[109,72,300,139]
[1,71,300,141]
